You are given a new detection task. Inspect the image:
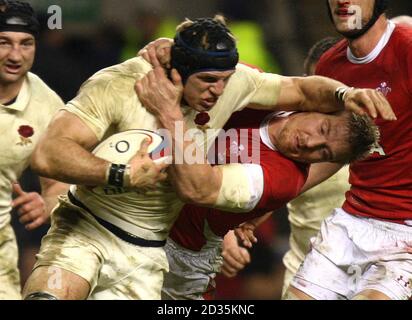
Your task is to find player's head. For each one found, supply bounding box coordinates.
[0,0,39,84]
[326,0,388,39]
[171,15,239,112]
[273,111,380,164]
[391,15,412,27]
[303,37,340,76]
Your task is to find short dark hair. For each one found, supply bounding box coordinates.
[339,112,380,164]
[304,37,340,75]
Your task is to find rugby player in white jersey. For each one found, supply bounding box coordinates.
[0,0,67,299]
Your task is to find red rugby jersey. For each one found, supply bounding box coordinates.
[316,23,412,223]
[170,111,309,251]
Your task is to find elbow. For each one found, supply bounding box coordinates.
[30,145,53,178]
[175,188,205,205]
[173,168,222,205]
[175,186,216,206]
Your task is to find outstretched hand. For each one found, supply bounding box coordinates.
[343,88,396,121]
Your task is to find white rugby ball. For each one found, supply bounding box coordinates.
[92,129,170,165]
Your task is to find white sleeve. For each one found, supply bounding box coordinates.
[214,163,264,213]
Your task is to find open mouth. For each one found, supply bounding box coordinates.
[336,8,356,18]
[4,64,21,74]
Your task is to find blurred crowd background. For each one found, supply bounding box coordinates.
[13,0,412,300]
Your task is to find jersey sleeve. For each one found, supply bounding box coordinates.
[256,158,308,211]
[214,163,264,213]
[221,64,281,113]
[241,65,281,107]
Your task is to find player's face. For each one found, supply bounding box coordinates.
[0,32,35,85]
[328,0,375,35]
[183,70,235,112]
[275,112,351,163]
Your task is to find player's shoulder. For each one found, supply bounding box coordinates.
[317,39,347,66]
[261,150,309,182]
[391,24,412,51]
[27,72,64,109]
[81,57,152,96]
[259,153,309,205]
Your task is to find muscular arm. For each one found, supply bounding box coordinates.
[32,110,168,189]
[31,110,109,186]
[250,76,396,120]
[276,76,345,113]
[159,109,223,205]
[136,64,224,206]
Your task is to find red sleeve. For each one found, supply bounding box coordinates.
[256,152,309,211]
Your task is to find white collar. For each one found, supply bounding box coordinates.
[259,112,293,151]
[347,21,396,64]
[0,76,31,112]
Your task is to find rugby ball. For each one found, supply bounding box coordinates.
[92,129,170,165]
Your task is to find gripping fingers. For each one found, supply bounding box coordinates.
[148,47,162,68]
[357,92,377,118]
[345,100,367,117]
[171,69,183,88]
[373,91,397,120]
[222,253,245,271]
[25,218,45,231]
[138,48,150,61]
[157,171,168,182]
[138,138,150,156]
[221,265,237,278]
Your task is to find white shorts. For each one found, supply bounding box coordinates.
[161,238,223,300]
[34,196,169,300]
[0,224,21,300]
[291,209,412,300]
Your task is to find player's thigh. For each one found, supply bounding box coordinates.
[23,266,90,300]
[352,289,391,300]
[90,246,168,300]
[24,205,106,299]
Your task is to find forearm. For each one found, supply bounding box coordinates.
[158,112,222,205]
[296,76,346,113]
[32,137,109,186]
[39,177,69,216]
[247,211,273,229]
[300,162,345,194]
[275,76,348,114]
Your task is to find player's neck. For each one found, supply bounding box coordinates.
[0,78,24,105]
[347,16,388,58]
